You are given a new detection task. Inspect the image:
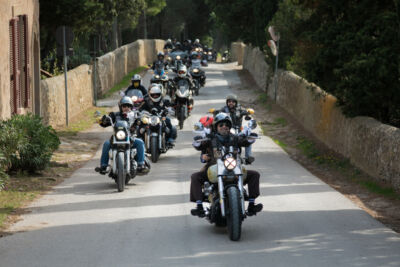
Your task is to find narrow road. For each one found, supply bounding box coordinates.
[0,63,399,267]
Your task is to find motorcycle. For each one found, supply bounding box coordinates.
[173,78,193,129]
[103,112,140,192]
[139,108,171,163]
[222,50,229,63]
[199,135,257,241]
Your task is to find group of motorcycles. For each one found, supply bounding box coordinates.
[149,47,209,130]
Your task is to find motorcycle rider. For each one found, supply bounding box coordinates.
[173,64,196,99]
[140,84,177,146]
[190,113,263,217]
[217,94,255,164]
[182,39,192,53]
[192,38,202,49]
[123,74,147,97]
[95,96,149,174]
[164,39,173,50]
[188,52,206,86]
[151,52,168,72]
[172,41,183,52]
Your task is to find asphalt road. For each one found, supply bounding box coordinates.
[0,63,400,267]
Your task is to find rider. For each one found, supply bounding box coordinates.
[151,52,168,73]
[218,94,255,164]
[164,39,173,50]
[140,84,177,146]
[188,52,206,86]
[123,74,147,97]
[95,96,149,174]
[182,39,192,53]
[192,38,202,49]
[190,113,263,217]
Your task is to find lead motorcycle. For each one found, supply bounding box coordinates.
[103,112,140,192]
[198,135,257,241]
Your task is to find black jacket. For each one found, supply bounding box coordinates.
[139,97,169,114]
[194,132,252,168]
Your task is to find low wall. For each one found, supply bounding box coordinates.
[234,43,400,190]
[40,64,93,128]
[41,39,164,128]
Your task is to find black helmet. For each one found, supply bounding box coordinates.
[119,96,133,112]
[213,112,232,131]
[226,94,238,105]
[157,51,164,60]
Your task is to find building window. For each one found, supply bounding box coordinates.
[9,15,30,114]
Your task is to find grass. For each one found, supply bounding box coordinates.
[273,138,287,149]
[57,106,108,137]
[0,175,58,229]
[101,66,147,99]
[273,117,287,127]
[257,93,271,110]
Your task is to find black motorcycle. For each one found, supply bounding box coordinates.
[199,136,256,241]
[105,112,139,192]
[173,78,193,129]
[139,108,170,163]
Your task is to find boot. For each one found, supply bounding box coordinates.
[246,203,263,216]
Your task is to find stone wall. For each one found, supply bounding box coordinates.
[41,39,164,128]
[40,64,93,128]
[234,43,400,190]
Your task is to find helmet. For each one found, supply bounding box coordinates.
[157,51,164,60]
[148,84,162,102]
[131,74,141,88]
[194,38,200,43]
[166,39,171,43]
[191,52,198,59]
[213,112,232,130]
[188,39,192,44]
[226,94,238,105]
[177,65,187,78]
[175,42,182,50]
[199,115,214,128]
[119,96,134,112]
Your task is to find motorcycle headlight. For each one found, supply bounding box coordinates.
[131,96,138,102]
[193,68,199,73]
[176,55,181,60]
[142,116,149,124]
[116,130,126,140]
[224,157,237,171]
[150,116,160,126]
[208,52,212,55]
[155,75,160,79]
[222,57,226,60]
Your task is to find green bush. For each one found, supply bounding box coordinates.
[0,152,8,191]
[0,114,60,173]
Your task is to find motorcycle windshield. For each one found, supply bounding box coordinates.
[114,120,129,130]
[177,79,189,97]
[125,89,144,99]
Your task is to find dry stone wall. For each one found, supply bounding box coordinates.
[41,39,164,128]
[233,42,400,190]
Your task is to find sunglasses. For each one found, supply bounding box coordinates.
[151,94,161,98]
[121,104,132,108]
[217,122,230,128]
[227,100,236,104]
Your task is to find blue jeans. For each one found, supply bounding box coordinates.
[245,145,252,158]
[165,117,177,141]
[100,138,145,167]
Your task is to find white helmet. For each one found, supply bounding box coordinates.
[194,38,200,43]
[177,65,187,78]
[148,84,162,102]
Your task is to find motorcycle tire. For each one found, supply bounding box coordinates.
[150,136,159,163]
[179,107,185,130]
[195,80,199,96]
[117,152,125,192]
[226,186,242,241]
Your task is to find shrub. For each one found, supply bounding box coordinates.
[0,152,8,191]
[0,114,60,173]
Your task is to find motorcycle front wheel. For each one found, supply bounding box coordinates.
[150,136,159,163]
[226,186,242,241]
[116,152,125,192]
[178,106,185,129]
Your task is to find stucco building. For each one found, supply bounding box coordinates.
[0,0,41,120]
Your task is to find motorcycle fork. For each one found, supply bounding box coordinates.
[238,175,246,216]
[112,149,117,174]
[218,176,226,217]
[125,149,130,175]
[159,126,162,150]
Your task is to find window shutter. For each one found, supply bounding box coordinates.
[22,15,30,108]
[9,18,21,114]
